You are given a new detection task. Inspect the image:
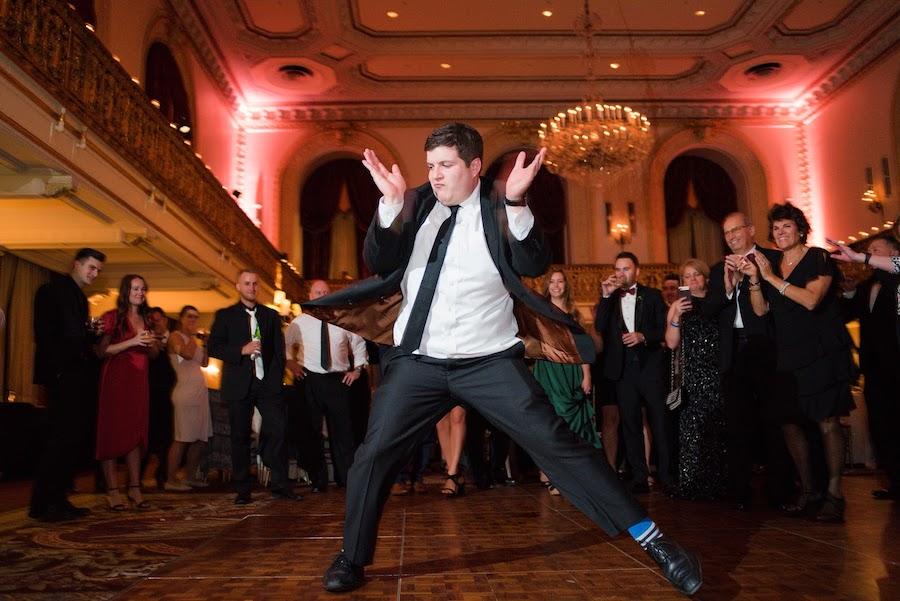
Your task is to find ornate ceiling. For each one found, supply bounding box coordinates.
[174,0,899,121]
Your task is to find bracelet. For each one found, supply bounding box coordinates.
[669,321,680,328]
[864,252,871,266]
[504,197,527,207]
[778,282,791,295]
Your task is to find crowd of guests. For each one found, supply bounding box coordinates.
[25,201,900,525]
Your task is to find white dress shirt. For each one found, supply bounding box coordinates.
[284,313,367,374]
[620,285,637,333]
[725,245,760,329]
[377,182,535,358]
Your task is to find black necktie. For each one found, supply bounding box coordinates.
[399,205,460,354]
[320,319,332,371]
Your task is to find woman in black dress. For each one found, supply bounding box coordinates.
[665,259,727,500]
[743,203,853,522]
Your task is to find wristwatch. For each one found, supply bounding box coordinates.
[504,197,527,207]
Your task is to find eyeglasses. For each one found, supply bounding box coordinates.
[723,224,750,236]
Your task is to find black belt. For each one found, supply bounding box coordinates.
[733,328,750,343]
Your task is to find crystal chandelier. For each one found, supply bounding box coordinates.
[538,0,652,180]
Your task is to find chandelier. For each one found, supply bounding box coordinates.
[538,0,652,180]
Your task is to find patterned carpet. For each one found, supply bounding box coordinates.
[0,488,251,600]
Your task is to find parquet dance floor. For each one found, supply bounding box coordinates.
[0,473,896,600]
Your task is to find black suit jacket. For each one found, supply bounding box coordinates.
[302,180,595,364]
[842,272,900,373]
[208,302,286,400]
[33,274,90,385]
[702,246,781,371]
[594,284,667,381]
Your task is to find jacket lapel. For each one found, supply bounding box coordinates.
[634,285,645,333]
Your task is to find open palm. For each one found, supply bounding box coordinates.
[505,148,547,201]
[362,148,406,204]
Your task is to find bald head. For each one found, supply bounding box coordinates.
[722,212,755,255]
[308,280,331,301]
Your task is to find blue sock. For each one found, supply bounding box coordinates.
[628,519,663,548]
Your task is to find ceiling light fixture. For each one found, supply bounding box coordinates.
[386,10,399,18]
[542,10,553,17]
[694,10,706,17]
[440,63,451,69]
[609,62,620,69]
[538,0,652,180]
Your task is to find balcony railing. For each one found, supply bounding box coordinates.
[0,0,303,299]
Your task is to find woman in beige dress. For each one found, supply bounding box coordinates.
[164,305,212,490]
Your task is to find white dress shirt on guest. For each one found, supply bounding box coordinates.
[620,285,637,333]
[725,245,760,329]
[377,181,535,359]
[284,314,368,374]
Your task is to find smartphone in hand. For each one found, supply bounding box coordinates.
[677,286,691,301]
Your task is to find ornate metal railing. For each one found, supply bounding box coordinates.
[0,0,303,299]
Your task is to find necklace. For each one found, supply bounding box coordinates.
[784,247,807,267]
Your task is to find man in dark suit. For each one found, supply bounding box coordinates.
[305,123,700,596]
[841,236,900,500]
[29,247,105,522]
[595,252,670,493]
[208,269,297,504]
[702,212,786,509]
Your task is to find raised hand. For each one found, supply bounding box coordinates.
[361,148,406,205]
[829,241,863,264]
[737,256,759,280]
[505,148,547,201]
[754,252,774,280]
[601,274,618,298]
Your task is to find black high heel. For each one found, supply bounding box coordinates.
[127,485,152,510]
[105,488,126,512]
[441,473,465,498]
[815,493,845,523]
[783,490,822,517]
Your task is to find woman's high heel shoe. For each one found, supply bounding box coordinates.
[127,485,152,510]
[441,473,465,498]
[815,493,845,523]
[106,488,127,512]
[783,490,823,517]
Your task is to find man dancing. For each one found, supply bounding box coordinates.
[304,123,702,596]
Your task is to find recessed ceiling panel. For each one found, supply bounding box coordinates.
[238,0,309,36]
[781,0,856,31]
[364,56,698,79]
[355,0,747,33]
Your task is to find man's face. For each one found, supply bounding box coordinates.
[236,272,259,304]
[614,258,638,288]
[722,215,754,254]
[661,279,679,305]
[308,280,331,301]
[868,238,899,258]
[72,257,103,288]
[148,310,168,334]
[426,145,481,206]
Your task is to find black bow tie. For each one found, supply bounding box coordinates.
[618,287,636,297]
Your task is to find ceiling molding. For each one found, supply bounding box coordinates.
[234,0,313,40]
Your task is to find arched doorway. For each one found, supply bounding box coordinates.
[664,154,738,266]
[485,149,568,263]
[299,158,381,280]
[145,42,193,141]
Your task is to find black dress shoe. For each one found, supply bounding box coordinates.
[872,488,899,501]
[323,552,364,592]
[630,481,650,494]
[271,487,302,501]
[234,493,252,505]
[644,535,702,596]
[28,504,77,523]
[62,501,91,517]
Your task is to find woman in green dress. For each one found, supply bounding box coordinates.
[533,270,601,494]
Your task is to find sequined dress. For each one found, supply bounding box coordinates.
[676,297,727,500]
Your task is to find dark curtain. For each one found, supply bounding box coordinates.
[300,158,381,279]
[485,150,567,263]
[145,42,193,140]
[664,155,737,228]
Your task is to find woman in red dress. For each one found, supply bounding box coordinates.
[96,274,160,510]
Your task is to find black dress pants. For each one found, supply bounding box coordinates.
[615,356,671,486]
[30,371,90,511]
[227,379,288,495]
[865,363,900,491]
[341,344,646,566]
[303,371,357,489]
